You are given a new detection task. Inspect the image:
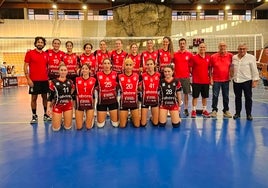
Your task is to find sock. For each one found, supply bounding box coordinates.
[32,109,37,115]
[202,106,207,111]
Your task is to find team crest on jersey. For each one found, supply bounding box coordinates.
[186,56,189,60]
[84,83,87,86]
[99,75,103,80]
[56,82,60,86]
[150,78,153,82]
[144,76,148,80]
[168,85,171,88]
[106,77,110,81]
[112,75,116,79]
[78,80,82,84]
[89,81,93,85]
[162,83,166,87]
[127,79,131,83]
[121,77,125,81]
[133,76,137,81]
[173,82,176,86]
[49,53,52,56]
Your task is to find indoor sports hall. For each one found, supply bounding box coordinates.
[1,0,268,187]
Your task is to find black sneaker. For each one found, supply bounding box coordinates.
[184,109,189,117]
[247,115,253,121]
[233,114,240,119]
[30,114,38,124]
[43,114,52,121]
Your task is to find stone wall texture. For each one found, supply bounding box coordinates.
[106,3,172,37]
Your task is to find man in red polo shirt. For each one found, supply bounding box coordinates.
[24,36,50,124]
[210,41,233,118]
[189,42,211,118]
[173,38,193,116]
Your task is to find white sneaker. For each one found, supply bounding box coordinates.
[210,110,217,118]
[223,111,232,118]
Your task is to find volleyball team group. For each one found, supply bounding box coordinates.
[23,36,260,131]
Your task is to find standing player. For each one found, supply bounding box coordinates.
[79,43,97,77]
[173,38,192,117]
[159,65,182,128]
[95,58,119,128]
[47,38,65,80]
[127,43,142,75]
[210,41,233,118]
[24,36,50,124]
[62,41,79,83]
[158,36,174,77]
[47,63,75,131]
[118,58,140,128]
[141,39,158,73]
[75,64,96,130]
[140,58,161,127]
[189,42,211,118]
[94,40,110,72]
[110,39,128,74]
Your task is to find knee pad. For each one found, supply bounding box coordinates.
[111,120,119,128]
[158,122,166,127]
[97,121,105,128]
[172,122,181,128]
[52,126,61,131]
[64,125,72,130]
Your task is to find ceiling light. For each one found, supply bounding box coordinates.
[82,4,87,10]
[225,5,230,10]
[210,0,214,2]
[197,5,202,10]
[52,3,57,9]
[161,0,165,2]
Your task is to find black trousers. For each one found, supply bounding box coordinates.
[233,80,252,116]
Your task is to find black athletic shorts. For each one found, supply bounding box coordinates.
[29,81,49,95]
[97,102,118,111]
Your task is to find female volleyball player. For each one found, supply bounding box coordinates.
[95,58,118,128]
[118,58,140,128]
[158,36,174,77]
[75,63,96,130]
[127,43,142,75]
[47,63,75,131]
[159,65,182,128]
[140,58,161,127]
[79,43,97,77]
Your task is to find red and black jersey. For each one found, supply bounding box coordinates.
[48,78,74,105]
[96,71,118,105]
[110,50,128,74]
[158,49,172,73]
[127,53,142,74]
[141,50,158,73]
[24,49,48,81]
[79,53,97,77]
[94,50,111,72]
[47,49,65,79]
[76,77,96,110]
[141,72,161,106]
[62,53,79,77]
[159,78,181,106]
[118,73,139,108]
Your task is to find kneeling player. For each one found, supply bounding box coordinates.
[75,64,96,130]
[140,58,160,127]
[159,65,182,128]
[118,58,140,128]
[47,63,75,131]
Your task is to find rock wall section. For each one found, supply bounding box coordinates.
[106,3,172,37]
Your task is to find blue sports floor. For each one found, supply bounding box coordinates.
[0,84,268,188]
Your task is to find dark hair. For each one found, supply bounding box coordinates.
[163,36,174,57]
[83,43,93,50]
[65,41,73,47]
[34,36,46,46]
[146,58,156,65]
[265,45,268,49]
[164,64,174,71]
[52,38,61,44]
[81,63,91,70]
[179,38,186,43]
